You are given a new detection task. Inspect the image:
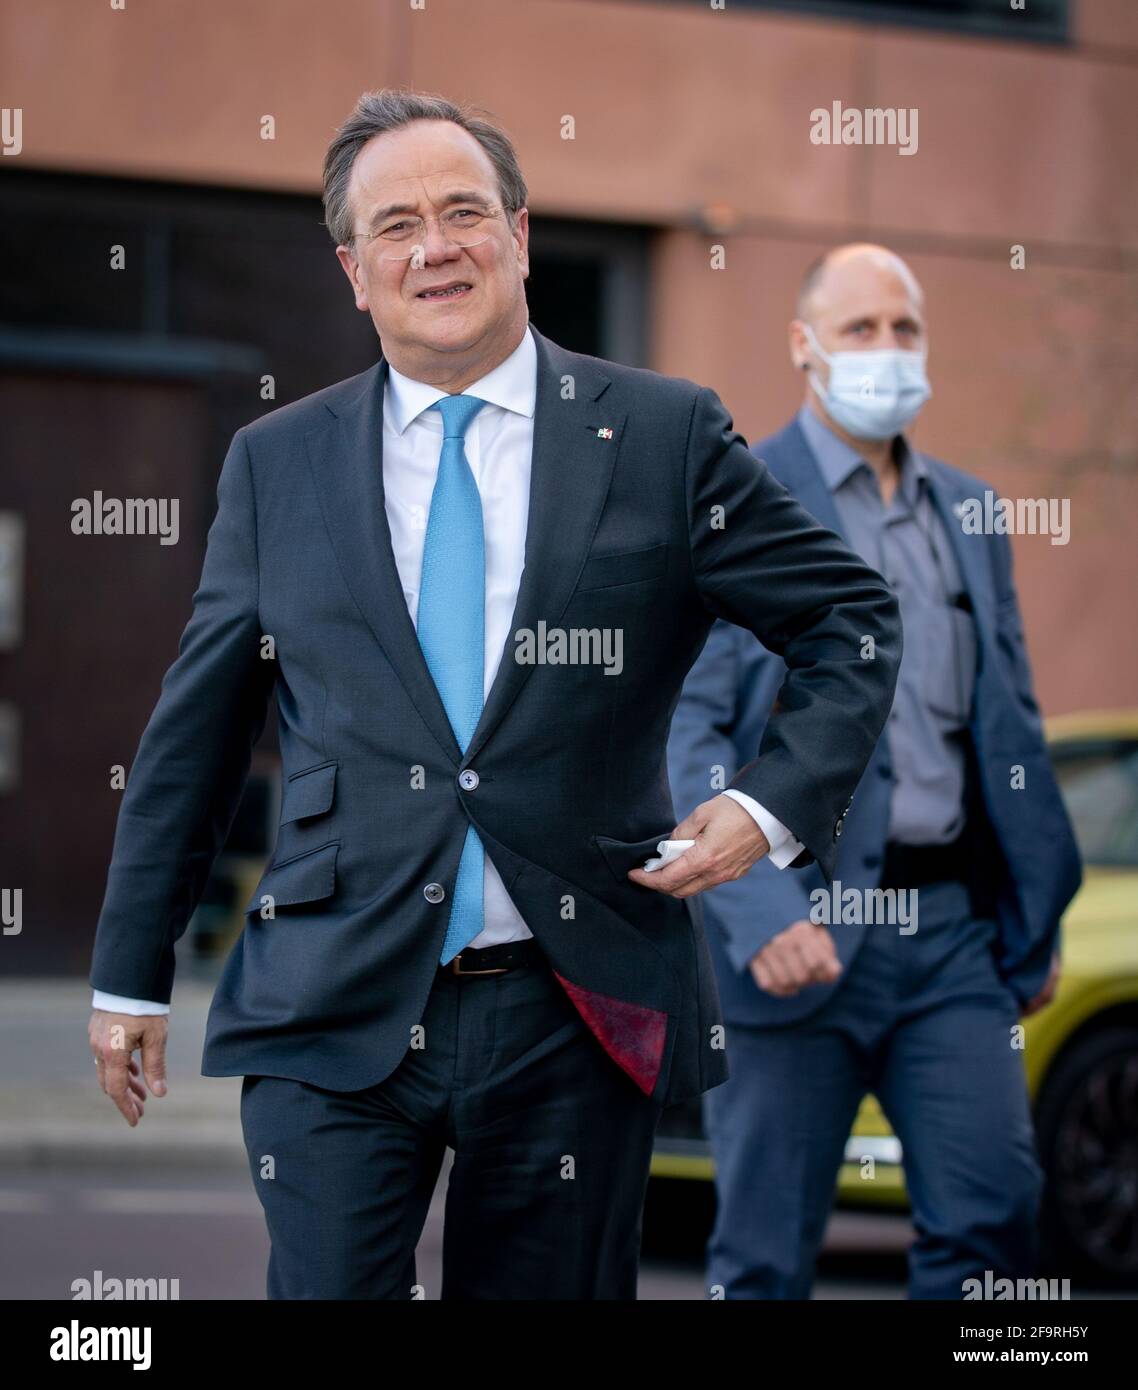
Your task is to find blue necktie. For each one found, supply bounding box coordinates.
[416,394,488,964]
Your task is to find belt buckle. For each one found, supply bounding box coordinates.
[450,951,510,977]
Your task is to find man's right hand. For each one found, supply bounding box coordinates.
[749,920,842,997]
[88,1010,169,1126]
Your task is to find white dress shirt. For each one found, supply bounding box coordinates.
[93,325,802,1015]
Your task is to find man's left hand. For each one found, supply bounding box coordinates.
[627,795,769,897]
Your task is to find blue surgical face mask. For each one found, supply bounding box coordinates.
[803,322,931,441]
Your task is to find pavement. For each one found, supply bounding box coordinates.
[0,978,246,1169]
[0,1160,916,1299]
[5,981,1130,1299]
[0,979,912,1299]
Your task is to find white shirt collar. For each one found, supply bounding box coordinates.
[384,322,537,435]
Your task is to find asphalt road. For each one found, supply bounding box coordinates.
[1,981,918,1299]
[4,985,1129,1302]
[1,1159,914,1300]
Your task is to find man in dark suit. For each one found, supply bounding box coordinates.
[668,244,1082,1299]
[87,94,900,1300]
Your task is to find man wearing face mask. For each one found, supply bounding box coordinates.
[666,244,1082,1298]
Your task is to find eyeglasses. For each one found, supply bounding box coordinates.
[350,205,507,261]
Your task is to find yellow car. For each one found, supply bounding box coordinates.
[649,710,1138,1285]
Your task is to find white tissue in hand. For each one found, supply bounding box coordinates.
[643,839,696,872]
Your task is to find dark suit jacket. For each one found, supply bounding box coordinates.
[668,417,1082,1029]
[90,330,901,1105]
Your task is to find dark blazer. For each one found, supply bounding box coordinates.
[90,330,901,1106]
[668,417,1082,1029]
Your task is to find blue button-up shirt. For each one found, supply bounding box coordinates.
[797,406,977,846]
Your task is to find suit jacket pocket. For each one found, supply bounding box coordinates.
[575,543,667,592]
[280,760,337,824]
[593,831,676,885]
[245,839,340,914]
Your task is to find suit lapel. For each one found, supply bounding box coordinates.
[305,328,622,767]
[765,423,994,650]
[759,420,850,542]
[305,359,464,763]
[926,464,997,649]
[464,328,622,763]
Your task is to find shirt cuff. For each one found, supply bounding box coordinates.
[92,990,170,1016]
[722,790,806,869]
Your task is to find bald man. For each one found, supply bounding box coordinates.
[667,245,1081,1299]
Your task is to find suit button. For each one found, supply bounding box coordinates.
[835,818,844,839]
[458,769,479,791]
[423,882,446,904]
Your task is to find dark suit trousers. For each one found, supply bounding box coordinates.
[239,954,663,1299]
[704,878,1043,1299]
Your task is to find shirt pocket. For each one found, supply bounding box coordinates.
[919,603,976,726]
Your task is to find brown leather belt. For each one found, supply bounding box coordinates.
[439,937,544,977]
